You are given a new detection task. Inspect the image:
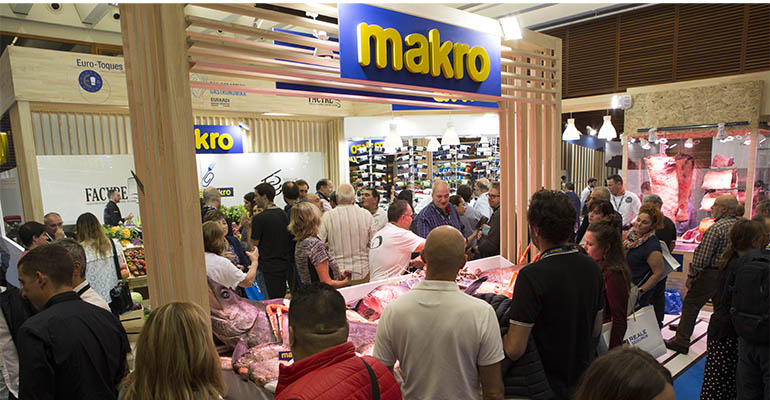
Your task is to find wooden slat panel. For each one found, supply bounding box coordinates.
[566,17,618,97]
[618,5,675,89]
[745,4,770,72]
[676,4,744,80]
[30,111,132,155]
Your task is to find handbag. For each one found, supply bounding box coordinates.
[108,239,133,317]
[598,305,667,358]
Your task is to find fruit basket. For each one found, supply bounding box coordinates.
[124,247,146,277]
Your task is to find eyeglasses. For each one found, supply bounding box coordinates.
[488,193,500,198]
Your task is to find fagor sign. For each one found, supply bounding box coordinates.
[194,125,244,154]
[339,4,501,96]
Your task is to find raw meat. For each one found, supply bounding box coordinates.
[355,285,410,321]
[681,227,698,243]
[645,154,680,221]
[674,153,695,222]
[712,154,735,167]
[700,190,738,211]
[233,343,291,386]
[702,169,737,190]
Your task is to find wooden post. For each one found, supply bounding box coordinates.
[120,4,209,310]
[744,127,759,218]
[9,100,44,222]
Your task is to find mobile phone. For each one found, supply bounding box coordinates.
[475,216,489,230]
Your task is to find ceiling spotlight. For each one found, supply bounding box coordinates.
[237,121,250,131]
[499,16,523,40]
[647,128,658,143]
[586,126,597,136]
[427,137,440,152]
[598,116,617,140]
[562,118,581,141]
[684,138,695,148]
[441,122,460,146]
[716,122,728,141]
[640,138,651,150]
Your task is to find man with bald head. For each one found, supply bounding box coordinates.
[319,184,374,285]
[473,178,493,219]
[373,226,505,400]
[666,195,740,354]
[413,179,464,238]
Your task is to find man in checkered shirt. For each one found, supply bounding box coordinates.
[665,195,740,354]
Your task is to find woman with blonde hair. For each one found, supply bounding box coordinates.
[119,302,225,400]
[203,221,258,289]
[76,212,121,303]
[288,201,351,288]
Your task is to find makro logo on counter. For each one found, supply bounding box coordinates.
[85,186,128,204]
[194,125,244,154]
[338,3,501,96]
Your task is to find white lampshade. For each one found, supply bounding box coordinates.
[562,118,581,140]
[441,122,460,146]
[427,137,440,152]
[597,115,617,139]
[383,123,401,154]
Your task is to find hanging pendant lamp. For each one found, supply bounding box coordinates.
[597,115,617,140]
[441,122,460,146]
[383,123,401,154]
[427,137,440,152]
[562,118,581,140]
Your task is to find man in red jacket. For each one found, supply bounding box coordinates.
[275,283,401,400]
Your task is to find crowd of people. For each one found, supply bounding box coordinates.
[1,173,769,399]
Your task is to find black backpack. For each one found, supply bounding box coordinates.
[726,248,770,344]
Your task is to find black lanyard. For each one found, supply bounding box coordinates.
[612,195,626,210]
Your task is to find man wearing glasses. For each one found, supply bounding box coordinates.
[369,200,426,281]
[474,182,501,258]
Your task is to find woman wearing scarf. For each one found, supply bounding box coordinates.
[623,203,666,326]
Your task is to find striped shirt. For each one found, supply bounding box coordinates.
[318,204,375,280]
[414,202,464,238]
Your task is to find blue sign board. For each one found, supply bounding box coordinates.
[338,3,501,97]
[194,125,244,154]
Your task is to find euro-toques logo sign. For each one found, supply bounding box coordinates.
[194,125,244,154]
[338,4,501,97]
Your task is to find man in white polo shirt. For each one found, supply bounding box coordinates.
[607,174,641,228]
[373,226,504,400]
[369,200,425,281]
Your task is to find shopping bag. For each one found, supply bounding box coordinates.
[660,240,680,276]
[598,305,667,358]
[244,272,268,301]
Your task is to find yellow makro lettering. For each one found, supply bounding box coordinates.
[195,128,234,151]
[357,23,402,70]
[356,23,491,83]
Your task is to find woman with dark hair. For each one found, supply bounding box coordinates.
[240,192,257,243]
[76,212,121,303]
[578,200,617,246]
[574,347,674,400]
[18,221,47,254]
[624,203,665,323]
[204,210,249,269]
[584,221,631,350]
[701,218,769,399]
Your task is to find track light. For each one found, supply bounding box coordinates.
[647,128,658,143]
[716,123,728,141]
[499,16,523,40]
[684,138,694,148]
[640,138,651,150]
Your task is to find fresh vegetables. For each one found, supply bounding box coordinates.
[124,247,146,277]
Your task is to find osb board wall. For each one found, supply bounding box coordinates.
[0,50,14,116]
[4,46,389,117]
[624,80,764,134]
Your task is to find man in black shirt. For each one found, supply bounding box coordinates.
[503,190,604,400]
[16,244,130,400]
[103,189,133,227]
[476,182,502,258]
[282,181,300,292]
[251,183,292,299]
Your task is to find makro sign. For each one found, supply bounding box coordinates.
[338,4,501,96]
[194,125,244,154]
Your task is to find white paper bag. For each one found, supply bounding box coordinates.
[598,305,667,358]
[659,240,680,276]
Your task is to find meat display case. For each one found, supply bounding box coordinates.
[625,128,764,242]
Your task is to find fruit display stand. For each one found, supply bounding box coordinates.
[123,246,149,299]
